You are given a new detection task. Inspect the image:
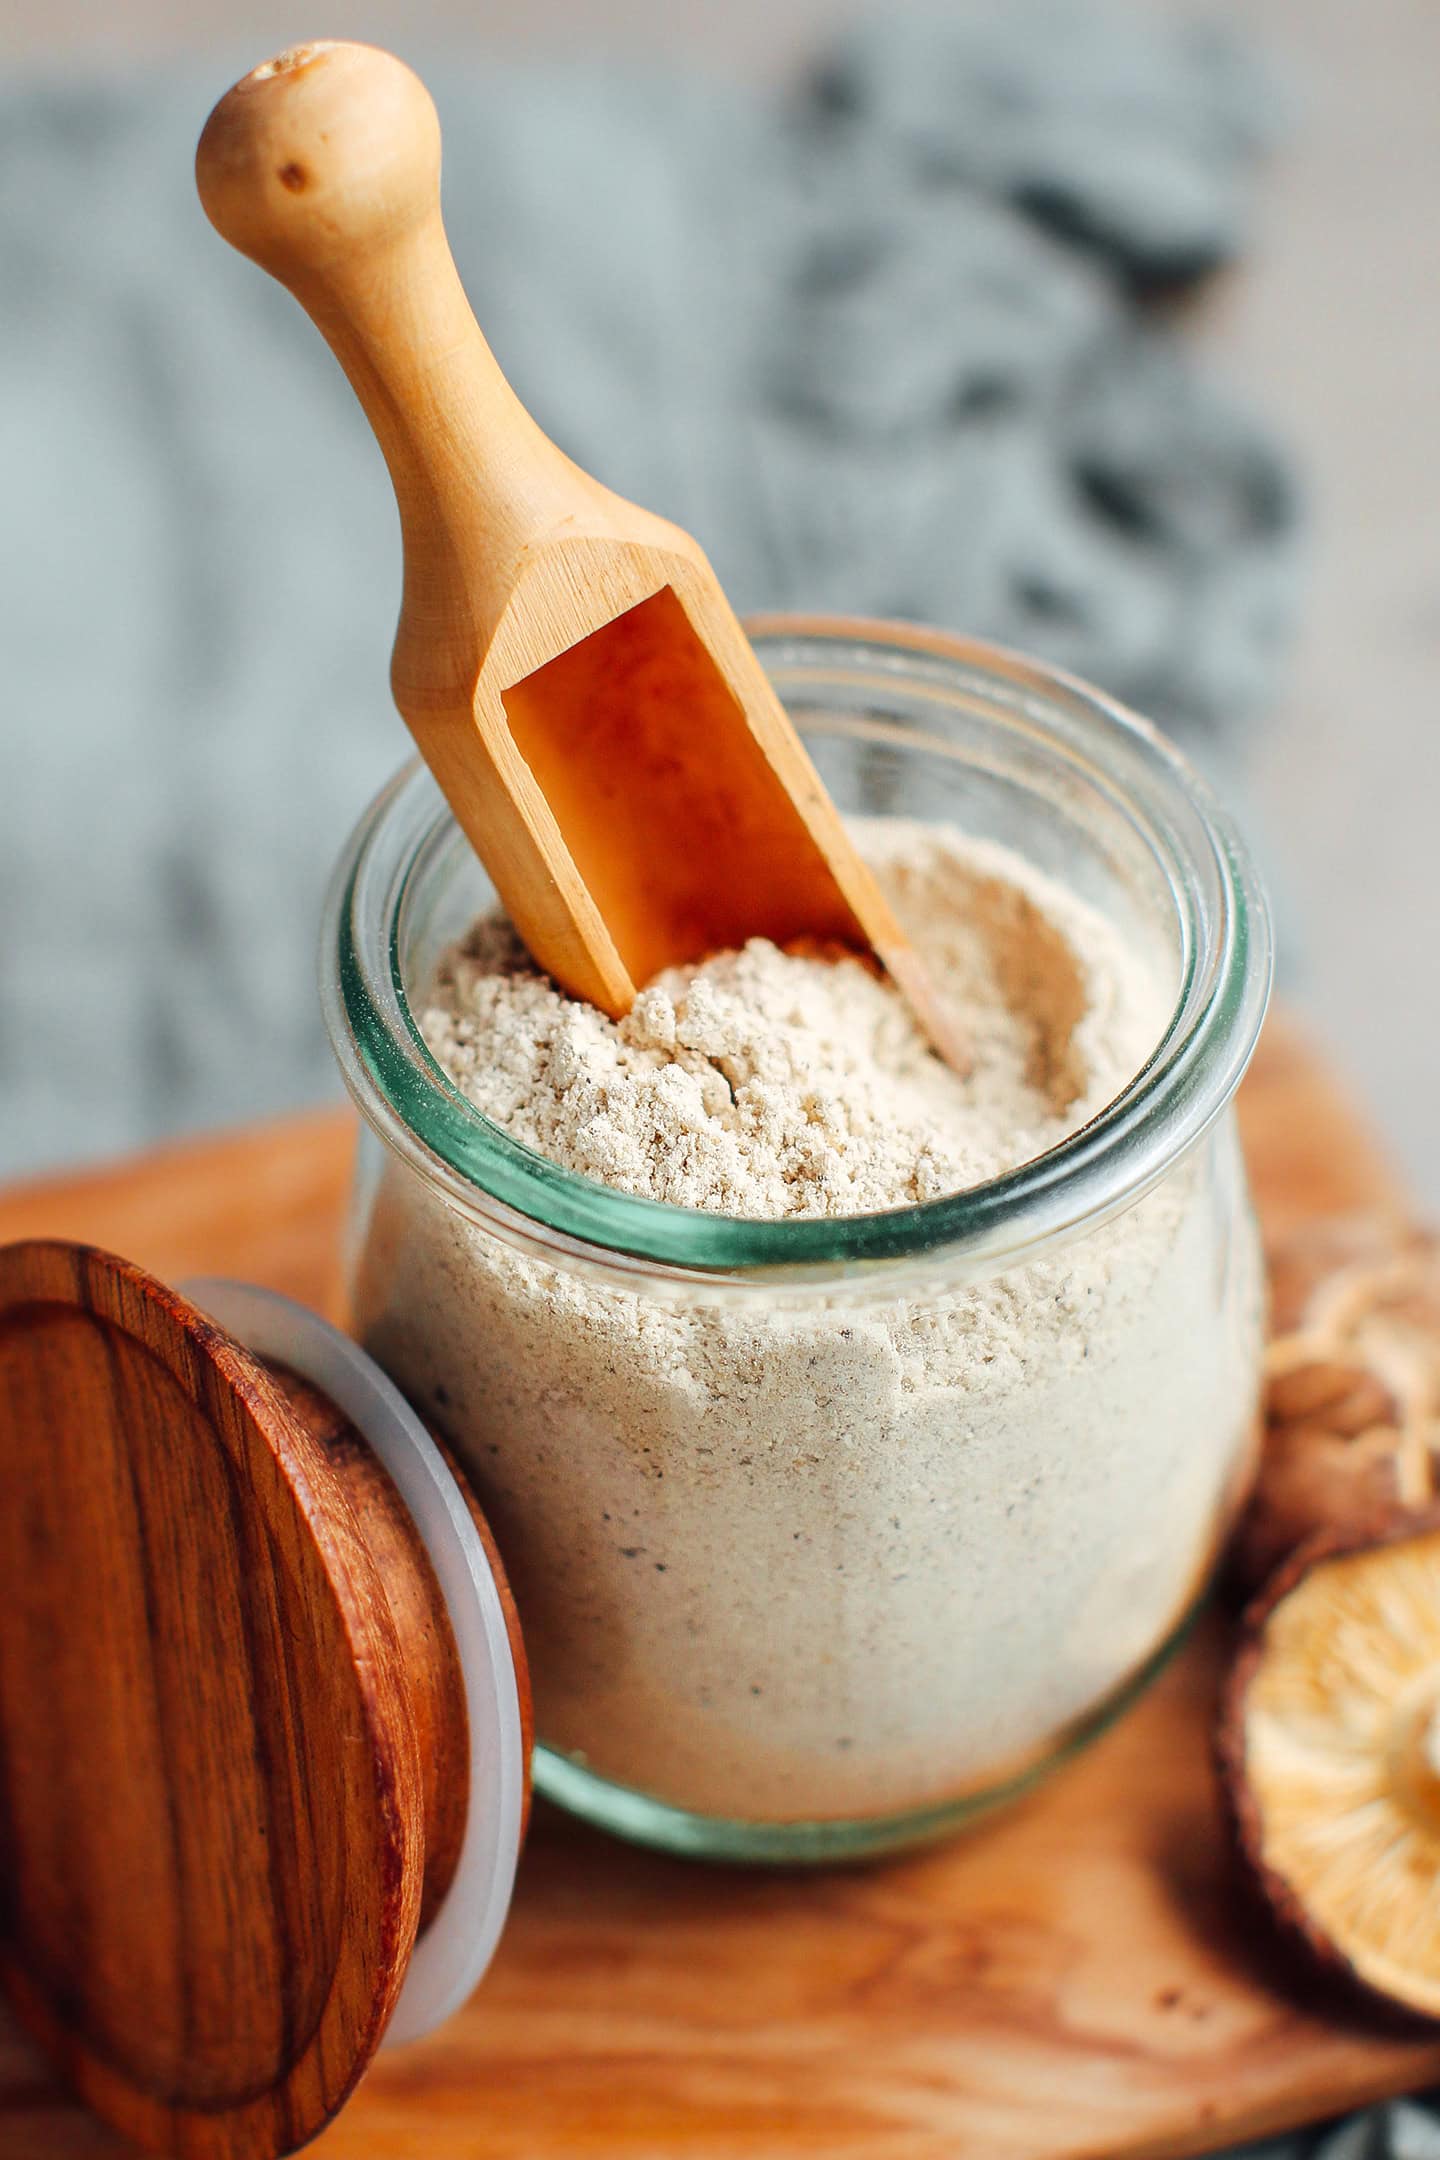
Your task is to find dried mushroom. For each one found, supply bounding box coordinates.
[1229,1221,1440,1597]
[1219,1518,1440,2020]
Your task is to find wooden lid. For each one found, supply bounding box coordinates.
[0,1239,523,2160]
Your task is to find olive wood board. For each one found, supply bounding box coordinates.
[2,1014,1438,2160]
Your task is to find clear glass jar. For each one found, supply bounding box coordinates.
[322,616,1272,1863]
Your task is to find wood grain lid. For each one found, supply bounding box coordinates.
[0,1240,530,2160]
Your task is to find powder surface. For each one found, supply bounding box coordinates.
[420,822,1154,1216]
[358,817,1264,1826]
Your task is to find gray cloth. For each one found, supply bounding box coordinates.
[809,0,1279,288]
[0,0,1298,1180]
[1240,2104,1440,2160]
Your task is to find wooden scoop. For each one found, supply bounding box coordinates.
[197,41,962,1062]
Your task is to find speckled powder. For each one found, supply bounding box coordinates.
[420,822,1140,1214]
[353,819,1264,1823]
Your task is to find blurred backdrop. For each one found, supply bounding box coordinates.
[1,0,1436,1214]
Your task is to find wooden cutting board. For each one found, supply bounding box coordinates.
[2,1015,1437,2160]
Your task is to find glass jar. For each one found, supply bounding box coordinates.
[322,616,1272,1864]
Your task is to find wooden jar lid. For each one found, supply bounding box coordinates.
[0,1240,530,2160]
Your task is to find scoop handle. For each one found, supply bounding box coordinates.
[196,41,591,706]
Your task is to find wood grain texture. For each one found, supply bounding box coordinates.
[1,1014,1437,2160]
[264,1363,471,1939]
[0,1246,473,2159]
[193,43,963,1065]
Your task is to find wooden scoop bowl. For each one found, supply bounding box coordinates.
[197,41,961,1061]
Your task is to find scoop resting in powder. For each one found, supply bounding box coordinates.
[420,821,1158,1215]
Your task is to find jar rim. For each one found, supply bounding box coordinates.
[321,615,1273,1283]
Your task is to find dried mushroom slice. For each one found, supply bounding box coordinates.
[1220,1518,1440,2019]
[1228,1368,1405,1597]
[1228,1223,1440,1597]
[1266,1216,1414,1338]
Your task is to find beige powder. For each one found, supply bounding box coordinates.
[354,819,1263,1824]
[421,824,1146,1215]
